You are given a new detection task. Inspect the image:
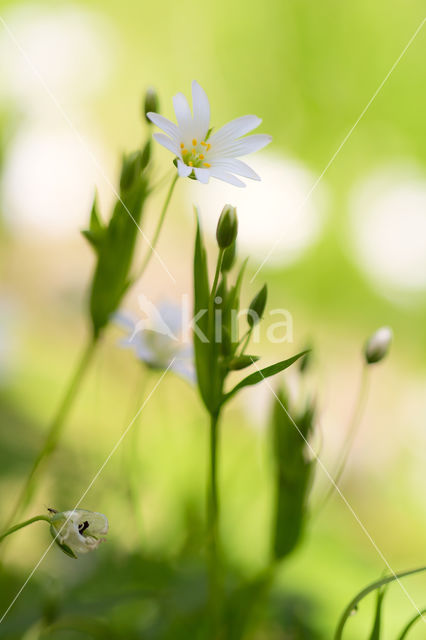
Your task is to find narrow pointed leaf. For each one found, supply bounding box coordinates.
[272,390,315,560]
[222,351,309,404]
[193,208,213,411]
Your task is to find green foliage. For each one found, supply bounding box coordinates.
[193,210,214,412]
[367,586,387,640]
[83,146,151,338]
[271,388,315,561]
[192,208,307,416]
[247,284,267,328]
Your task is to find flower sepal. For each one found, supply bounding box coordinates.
[49,509,108,559]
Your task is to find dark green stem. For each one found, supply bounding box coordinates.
[137,174,178,277]
[3,337,97,530]
[0,515,51,543]
[207,410,222,631]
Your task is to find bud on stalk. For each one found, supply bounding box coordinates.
[216,205,238,249]
[364,326,393,364]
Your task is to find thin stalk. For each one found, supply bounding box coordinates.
[0,515,51,543]
[238,327,252,356]
[207,409,221,628]
[397,608,426,639]
[316,363,370,513]
[334,567,426,640]
[3,337,97,530]
[124,373,149,542]
[137,174,178,278]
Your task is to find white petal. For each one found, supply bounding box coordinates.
[194,167,210,184]
[216,134,272,158]
[173,92,193,140]
[147,112,179,139]
[209,167,246,188]
[210,158,260,181]
[153,133,179,155]
[177,159,192,177]
[191,81,210,140]
[209,115,262,148]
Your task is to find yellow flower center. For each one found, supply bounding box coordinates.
[180,139,211,169]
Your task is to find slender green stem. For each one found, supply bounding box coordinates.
[3,337,97,530]
[316,363,370,513]
[124,373,149,542]
[334,567,426,639]
[208,411,220,541]
[137,174,178,278]
[0,515,51,543]
[207,409,221,630]
[397,608,426,639]
[238,328,252,356]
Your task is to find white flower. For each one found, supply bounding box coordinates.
[50,509,108,558]
[115,299,195,385]
[147,80,272,187]
[364,326,393,364]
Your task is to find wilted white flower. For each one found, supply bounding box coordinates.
[147,80,271,187]
[115,299,195,384]
[364,326,393,364]
[50,509,108,558]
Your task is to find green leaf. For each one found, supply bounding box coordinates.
[224,258,248,352]
[193,208,213,412]
[81,194,105,251]
[397,608,426,639]
[368,586,387,640]
[272,389,315,560]
[88,156,149,338]
[222,350,309,404]
[334,567,426,639]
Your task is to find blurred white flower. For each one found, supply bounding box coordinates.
[188,153,327,266]
[1,124,113,237]
[0,4,115,118]
[115,299,195,384]
[148,80,271,187]
[349,166,426,295]
[50,509,108,558]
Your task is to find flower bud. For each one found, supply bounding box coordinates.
[216,205,238,249]
[221,239,236,272]
[247,284,267,328]
[50,509,108,559]
[119,151,141,192]
[144,87,159,122]
[364,326,393,364]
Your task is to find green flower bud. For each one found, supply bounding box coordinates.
[247,284,267,328]
[144,87,159,122]
[221,239,237,272]
[140,139,151,169]
[364,326,393,364]
[50,509,108,559]
[216,205,238,249]
[228,354,260,370]
[119,151,142,192]
[299,344,313,373]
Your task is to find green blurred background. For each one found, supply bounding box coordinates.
[0,0,426,637]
